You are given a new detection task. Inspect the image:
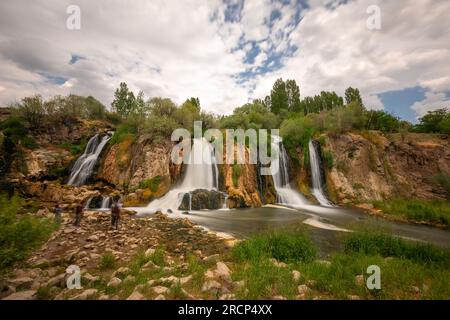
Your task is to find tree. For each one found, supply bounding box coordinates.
[18,95,45,129]
[186,97,201,111]
[111,82,137,117]
[414,108,450,133]
[270,78,288,115]
[286,79,301,113]
[345,87,363,106]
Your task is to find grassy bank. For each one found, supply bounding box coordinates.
[229,229,450,299]
[372,199,450,228]
[0,195,56,272]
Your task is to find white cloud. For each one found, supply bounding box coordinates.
[0,0,449,118]
[412,91,449,117]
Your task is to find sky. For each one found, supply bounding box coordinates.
[0,0,449,122]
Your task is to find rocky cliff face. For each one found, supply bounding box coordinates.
[324,132,450,203]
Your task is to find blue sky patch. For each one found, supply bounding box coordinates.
[377,86,427,123]
[69,54,85,65]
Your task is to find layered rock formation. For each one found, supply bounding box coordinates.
[325,132,450,203]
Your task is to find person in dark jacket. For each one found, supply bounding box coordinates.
[111,202,120,229]
[73,205,83,227]
[54,204,62,224]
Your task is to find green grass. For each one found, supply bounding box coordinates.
[343,230,450,267]
[0,194,56,272]
[98,252,117,271]
[228,228,450,299]
[232,229,316,263]
[109,122,137,145]
[372,199,450,227]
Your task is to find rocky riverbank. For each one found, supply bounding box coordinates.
[0,210,236,300]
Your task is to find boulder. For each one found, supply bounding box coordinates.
[2,290,37,300]
[179,189,228,210]
[72,289,98,300]
[126,291,145,300]
[107,277,122,288]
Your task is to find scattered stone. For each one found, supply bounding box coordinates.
[99,295,110,300]
[179,275,193,285]
[107,277,122,288]
[112,267,130,278]
[272,295,287,300]
[83,273,99,283]
[270,258,287,268]
[297,284,310,295]
[45,274,66,288]
[355,275,365,286]
[87,235,99,242]
[347,295,361,300]
[292,270,301,282]
[202,280,222,292]
[153,286,169,294]
[124,275,136,283]
[126,291,145,300]
[215,262,231,281]
[154,294,166,300]
[7,277,34,290]
[145,248,155,257]
[203,254,220,263]
[72,289,98,300]
[219,293,236,300]
[2,290,37,300]
[306,280,316,287]
[411,286,420,294]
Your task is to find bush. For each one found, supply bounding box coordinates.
[432,173,450,197]
[232,164,243,187]
[138,176,161,192]
[413,108,450,134]
[109,121,138,145]
[0,195,55,271]
[232,229,317,263]
[343,230,450,266]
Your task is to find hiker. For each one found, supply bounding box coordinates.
[73,205,83,227]
[54,204,62,224]
[111,202,120,229]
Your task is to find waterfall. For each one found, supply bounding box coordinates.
[67,133,112,186]
[188,192,192,211]
[221,193,229,210]
[144,138,219,214]
[101,196,112,209]
[271,135,307,205]
[84,197,93,209]
[308,140,333,207]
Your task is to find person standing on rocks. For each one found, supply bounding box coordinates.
[73,205,84,227]
[111,202,120,230]
[54,204,62,224]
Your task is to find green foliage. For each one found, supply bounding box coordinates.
[232,229,317,263]
[111,82,140,118]
[413,108,450,134]
[0,195,55,271]
[343,230,450,266]
[138,176,162,192]
[232,164,243,187]
[323,150,334,170]
[372,199,450,226]
[0,116,37,149]
[366,110,403,132]
[109,120,138,145]
[432,173,450,197]
[280,116,315,163]
[345,87,363,106]
[98,252,117,270]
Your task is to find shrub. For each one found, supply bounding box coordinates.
[432,173,450,197]
[138,176,161,192]
[98,252,116,270]
[232,164,243,187]
[109,121,138,145]
[0,195,55,271]
[232,229,317,263]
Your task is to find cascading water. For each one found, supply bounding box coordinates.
[271,135,307,205]
[144,138,219,214]
[101,196,112,209]
[308,140,333,207]
[67,133,112,186]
